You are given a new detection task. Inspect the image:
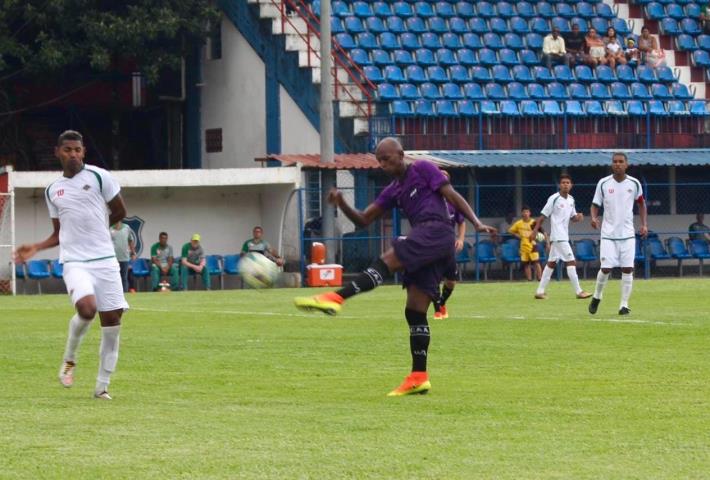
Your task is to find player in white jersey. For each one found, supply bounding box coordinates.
[14,130,129,400]
[530,174,591,300]
[588,152,648,315]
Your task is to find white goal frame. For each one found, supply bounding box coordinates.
[0,166,15,295]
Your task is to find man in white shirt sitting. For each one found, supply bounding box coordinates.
[543,28,569,70]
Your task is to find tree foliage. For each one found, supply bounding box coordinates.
[0,0,220,83]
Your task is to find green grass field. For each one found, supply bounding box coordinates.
[2,278,710,479]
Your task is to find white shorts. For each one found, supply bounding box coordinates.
[62,258,129,312]
[599,238,635,269]
[548,241,575,263]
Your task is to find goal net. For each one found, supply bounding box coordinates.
[0,166,15,295]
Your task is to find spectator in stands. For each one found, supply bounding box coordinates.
[508,206,542,281]
[625,38,640,67]
[638,27,659,65]
[110,221,136,293]
[150,231,179,291]
[689,213,710,243]
[180,233,210,291]
[585,28,607,67]
[604,27,627,69]
[497,212,516,244]
[564,23,587,67]
[542,28,569,69]
[241,226,284,266]
[701,6,710,34]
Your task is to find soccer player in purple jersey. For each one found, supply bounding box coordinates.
[294,138,496,396]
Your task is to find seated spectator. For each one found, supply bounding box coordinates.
[181,233,211,291]
[637,27,658,65]
[689,213,710,242]
[604,27,626,68]
[110,220,136,293]
[564,23,588,67]
[625,38,640,66]
[241,226,284,266]
[150,231,179,291]
[543,28,569,69]
[702,5,710,34]
[585,28,607,66]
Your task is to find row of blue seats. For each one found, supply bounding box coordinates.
[658,17,704,36]
[377,81,694,101]
[363,64,684,87]
[388,98,709,117]
[332,15,630,36]
[676,33,710,51]
[646,2,705,19]
[634,0,708,5]
[323,0,616,20]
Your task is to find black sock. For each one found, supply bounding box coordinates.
[336,258,389,300]
[405,308,430,372]
[440,285,454,306]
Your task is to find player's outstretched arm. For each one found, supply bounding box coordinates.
[327,188,384,228]
[439,184,496,235]
[14,219,60,263]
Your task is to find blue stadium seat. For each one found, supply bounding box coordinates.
[372,49,393,66]
[455,2,475,19]
[648,100,669,116]
[500,241,521,279]
[666,3,686,19]
[386,16,405,34]
[569,82,590,99]
[356,32,377,49]
[457,99,478,116]
[686,3,702,18]
[576,2,595,18]
[414,1,435,18]
[595,65,616,83]
[365,16,386,34]
[483,33,504,49]
[519,49,540,66]
[393,49,414,65]
[692,50,710,68]
[590,18,608,34]
[510,16,530,34]
[512,64,534,83]
[590,82,611,100]
[574,65,595,83]
[564,100,585,116]
[51,259,63,279]
[414,99,437,116]
[129,258,150,290]
[547,81,568,99]
[681,18,702,35]
[532,66,554,82]
[469,17,489,34]
[415,48,436,66]
[631,82,652,100]
[384,65,406,83]
[553,65,575,83]
[435,1,456,18]
[645,2,666,20]
[648,237,671,260]
[426,66,448,83]
[626,100,647,116]
[655,66,676,83]
[354,1,373,18]
[404,65,426,83]
[332,1,350,17]
[675,34,697,51]
[344,16,365,34]
[472,65,493,82]
[420,82,441,99]
[487,17,506,35]
[668,100,689,115]
[27,259,50,294]
[635,237,646,264]
[421,32,442,49]
[485,82,507,99]
[475,240,498,280]
[331,17,344,34]
[405,17,427,34]
[636,65,656,84]
[689,240,710,275]
[531,17,551,35]
[666,237,693,275]
[442,82,464,99]
[671,83,693,100]
[363,65,384,83]
[595,2,615,18]
[378,83,399,100]
[350,48,371,65]
[536,1,555,18]
[477,1,496,18]
[499,48,520,66]
[442,32,462,49]
[492,65,514,83]
[481,99,501,115]
[551,17,570,33]
[525,33,544,50]
[379,33,399,51]
[520,99,544,116]
[393,1,414,18]
[501,99,521,115]
[651,83,673,100]
[584,100,605,116]
[400,32,421,50]
[399,83,419,99]
[527,82,549,99]
[689,100,710,116]
[464,82,486,99]
[373,2,392,17]
[462,33,483,49]
[503,33,525,50]
[335,33,356,50]
[616,64,637,83]
[507,81,528,99]
[479,48,499,66]
[574,239,597,278]
[498,1,516,18]
[605,100,627,115]
[556,3,575,18]
[436,48,457,66]
[611,18,630,35]
[517,2,536,19]
[448,18,467,35]
[541,99,564,115]
[449,65,470,84]
[611,82,632,100]
[435,99,458,116]
[660,18,680,35]
[456,48,478,67]
[429,17,449,34]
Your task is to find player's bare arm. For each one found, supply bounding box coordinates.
[571,212,584,223]
[455,222,466,252]
[14,218,61,263]
[530,215,546,241]
[107,194,127,226]
[590,204,601,229]
[439,184,496,235]
[327,187,384,228]
[638,197,648,237]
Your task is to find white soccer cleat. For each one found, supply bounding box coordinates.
[94,390,112,400]
[58,361,76,388]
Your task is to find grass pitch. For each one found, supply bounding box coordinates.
[1,278,710,479]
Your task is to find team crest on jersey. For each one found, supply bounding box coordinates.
[608,188,614,194]
[83,184,91,191]
[56,189,64,197]
[123,215,145,256]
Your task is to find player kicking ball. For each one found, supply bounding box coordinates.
[294,138,496,396]
[14,130,129,400]
[588,152,648,315]
[530,173,591,300]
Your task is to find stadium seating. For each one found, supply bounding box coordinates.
[648,237,672,262]
[130,258,151,291]
[51,259,63,279]
[574,239,597,278]
[455,241,473,279]
[666,237,693,276]
[27,259,51,294]
[689,240,710,275]
[501,240,521,280]
[475,240,497,281]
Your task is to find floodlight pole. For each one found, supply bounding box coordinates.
[320,0,337,264]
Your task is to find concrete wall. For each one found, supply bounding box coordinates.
[279,84,320,154]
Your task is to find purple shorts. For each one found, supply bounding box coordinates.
[392,221,456,300]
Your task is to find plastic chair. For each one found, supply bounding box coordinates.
[391,100,414,116]
[595,65,616,83]
[485,82,507,100]
[130,258,151,291]
[206,255,223,289]
[437,48,458,66]
[547,81,567,100]
[455,242,473,280]
[553,65,575,83]
[590,82,611,100]
[564,100,585,116]
[512,65,534,83]
[399,83,419,100]
[479,48,499,67]
[542,100,564,116]
[372,49,393,67]
[666,237,693,276]
[457,99,478,116]
[616,65,637,83]
[500,242,521,280]
[499,48,520,66]
[610,82,632,100]
[519,49,539,66]
[574,239,597,278]
[27,259,51,294]
[532,66,554,83]
[507,82,527,100]
[475,240,497,280]
[492,65,514,83]
[442,82,464,99]
[463,82,486,100]
[689,240,710,276]
[648,237,671,262]
[51,259,64,279]
[520,99,544,116]
[606,100,627,116]
[527,83,548,100]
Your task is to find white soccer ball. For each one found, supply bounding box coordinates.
[239,253,279,289]
[535,232,545,243]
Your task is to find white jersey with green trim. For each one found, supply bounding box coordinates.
[592,174,643,240]
[45,165,121,263]
[540,192,577,242]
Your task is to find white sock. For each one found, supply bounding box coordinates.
[593,270,610,299]
[63,314,92,363]
[96,325,120,393]
[620,273,633,308]
[567,266,583,295]
[536,265,554,294]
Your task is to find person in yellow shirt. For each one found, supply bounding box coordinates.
[508,206,542,281]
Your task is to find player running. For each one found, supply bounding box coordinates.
[530,173,591,300]
[294,138,496,396]
[14,130,129,400]
[588,152,648,315]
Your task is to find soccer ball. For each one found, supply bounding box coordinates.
[535,232,545,243]
[239,253,279,289]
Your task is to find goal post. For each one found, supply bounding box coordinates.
[0,166,15,295]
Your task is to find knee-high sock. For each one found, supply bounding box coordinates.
[440,285,454,306]
[96,325,120,393]
[620,273,633,308]
[593,270,610,299]
[405,308,430,372]
[336,258,389,300]
[63,314,92,363]
[536,265,555,294]
[566,266,583,295]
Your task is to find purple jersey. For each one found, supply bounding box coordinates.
[446,201,465,227]
[374,160,449,226]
